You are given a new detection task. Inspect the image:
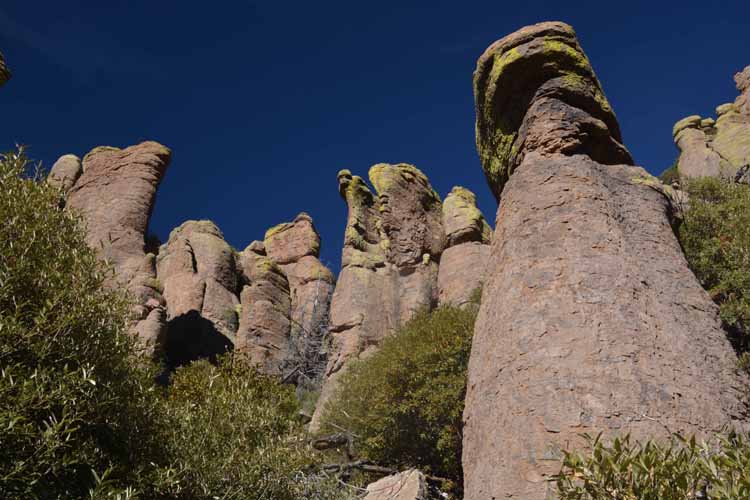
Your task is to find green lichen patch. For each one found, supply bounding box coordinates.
[673,115,702,138]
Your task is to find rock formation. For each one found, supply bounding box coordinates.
[310,164,446,430]
[65,141,172,353]
[47,154,82,195]
[235,241,292,375]
[0,51,9,86]
[263,213,335,381]
[363,469,428,500]
[156,220,239,366]
[674,65,750,179]
[438,186,491,306]
[464,21,749,500]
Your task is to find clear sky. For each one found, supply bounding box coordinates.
[1,1,748,273]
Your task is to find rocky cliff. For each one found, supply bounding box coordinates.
[463,21,749,499]
[674,66,750,179]
[0,51,9,86]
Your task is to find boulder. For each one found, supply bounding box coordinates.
[235,242,292,375]
[156,220,239,367]
[674,65,750,179]
[438,187,491,306]
[463,21,749,500]
[364,469,428,500]
[47,154,83,195]
[310,165,444,430]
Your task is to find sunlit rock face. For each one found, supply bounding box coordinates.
[464,21,749,500]
[673,66,750,179]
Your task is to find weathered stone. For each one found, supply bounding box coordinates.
[67,141,171,286]
[0,51,9,86]
[236,244,292,375]
[474,21,632,201]
[438,186,491,306]
[675,66,750,179]
[264,214,335,380]
[364,469,428,500]
[310,164,444,430]
[464,21,749,500]
[156,220,239,366]
[47,154,83,194]
[672,115,702,137]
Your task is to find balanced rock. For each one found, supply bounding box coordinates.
[236,241,292,375]
[156,220,238,366]
[47,154,82,194]
[438,186,491,306]
[65,141,171,352]
[310,164,444,430]
[363,469,428,500]
[674,65,750,179]
[264,213,335,380]
[464,21,749,500]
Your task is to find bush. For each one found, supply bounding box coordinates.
[659,162,680,185]
[318,299,478,494]
[677,177,750,352]
[0,149,167,498]
[153,355,349,500]
[556,432,750,499]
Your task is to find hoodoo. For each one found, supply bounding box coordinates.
[463,21,749,499]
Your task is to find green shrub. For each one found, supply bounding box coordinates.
[678,177,750,351]
[659,162,680,185]
[556,432,750,499]
[318,300,478,494]
[153,354,349,500]
[0,149,168,498]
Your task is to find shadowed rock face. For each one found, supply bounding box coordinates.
[464,21,749,500]
[156,220,239,365]
[0,51,9,86]
[65,141,171,353]
[438,187,491,306]
[310,164,445,430]
[264,213,335,380]
[674,65,750,179]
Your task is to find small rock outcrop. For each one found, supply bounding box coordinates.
[47,154,83,195]
[156,220,239,366]
[310,164,445,430]
[65,142,171,352]
[264,213,335,381]
[674,65,750,179]
[235,241,292,375]
[363,470,428,500]
[464,21,749,500]
[438,187,491,306]
[0,51,9,86]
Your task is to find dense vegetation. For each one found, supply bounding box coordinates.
[0,150,350,499]
[555,171,750,499]
[318,293,479,495]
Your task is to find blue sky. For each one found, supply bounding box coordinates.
[1,1,748,272]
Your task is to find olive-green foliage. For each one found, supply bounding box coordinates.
[556,432,750,499]
[659,162,680,185]
[0,149,167,498]
[319,300,478,492]
[153,355,350,500]
[678,177,750,351]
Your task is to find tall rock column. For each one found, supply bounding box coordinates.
[310,164,445,430]
[438,186,491,306]
[263,213,335,381]
[464,21,749,499]
[65,142,171,353]
[673,65,750,179]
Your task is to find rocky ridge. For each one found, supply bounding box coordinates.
[674,66,750,179]
[464,21,749,500]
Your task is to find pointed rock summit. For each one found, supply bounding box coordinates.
[674,65,750,179]
[464,21,748,499]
